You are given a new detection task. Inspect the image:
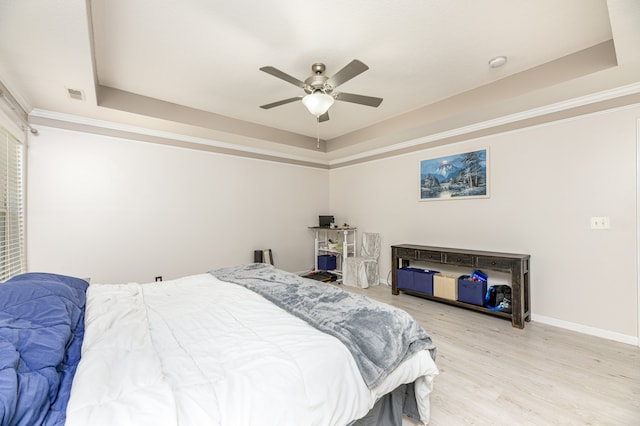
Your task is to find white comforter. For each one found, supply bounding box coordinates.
[66,274,438,426]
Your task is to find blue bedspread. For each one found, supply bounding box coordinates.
[0,273,88,426]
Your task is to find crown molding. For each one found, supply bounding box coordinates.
[28,81,640,169]
[28,109,330,169]
[328,82,640,167]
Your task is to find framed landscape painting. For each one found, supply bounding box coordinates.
[419,148,489,201]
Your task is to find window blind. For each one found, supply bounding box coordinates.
[0,123,25,281]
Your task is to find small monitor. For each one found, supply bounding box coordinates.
[319,215,334,228]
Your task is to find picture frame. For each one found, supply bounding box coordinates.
[419,148,489,201]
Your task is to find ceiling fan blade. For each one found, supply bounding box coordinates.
[260,66,306,88]
[326,60,369,89]
[260,96,303,109]
[335,92,383,107]
[318,111,330,122]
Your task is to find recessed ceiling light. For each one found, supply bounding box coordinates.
[488,56,508,68]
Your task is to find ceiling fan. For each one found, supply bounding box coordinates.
[259,60,383,122]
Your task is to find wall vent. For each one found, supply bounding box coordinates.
[66,88,84,101]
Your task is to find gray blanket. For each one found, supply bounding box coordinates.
[209,263,436,388]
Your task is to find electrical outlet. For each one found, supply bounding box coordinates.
[590,217,610,230]
[155,276,163,282]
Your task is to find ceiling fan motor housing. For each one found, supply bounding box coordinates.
[304,76,331,94]
[305,63,331,94]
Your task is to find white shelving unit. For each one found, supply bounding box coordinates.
[309,227,357,276]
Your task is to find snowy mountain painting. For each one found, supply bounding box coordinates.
[420,149,488,200]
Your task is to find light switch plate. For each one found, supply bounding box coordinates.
[590,216,610,229]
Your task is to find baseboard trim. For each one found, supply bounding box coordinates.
[532,314,638,346]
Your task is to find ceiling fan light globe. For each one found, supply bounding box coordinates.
[302,93,334,116]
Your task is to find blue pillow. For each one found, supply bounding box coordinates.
[0,273,88,426]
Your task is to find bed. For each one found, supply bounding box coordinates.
[1,264,438,426]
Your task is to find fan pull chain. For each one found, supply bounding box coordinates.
[316,116,320,149]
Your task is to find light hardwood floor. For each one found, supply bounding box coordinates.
[342,284,640,426]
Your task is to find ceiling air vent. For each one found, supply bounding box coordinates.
[66,87,84,101]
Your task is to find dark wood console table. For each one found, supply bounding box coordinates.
[392,244,531,328]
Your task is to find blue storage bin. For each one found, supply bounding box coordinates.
[318,255,337,270]
[457,275,487,306]
[413,269,438,295]
[397,267,438,295]
[397,267,418,290]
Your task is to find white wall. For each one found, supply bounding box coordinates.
[25,106,640,341]
[27,126,328,283]
[330,106,640,340]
